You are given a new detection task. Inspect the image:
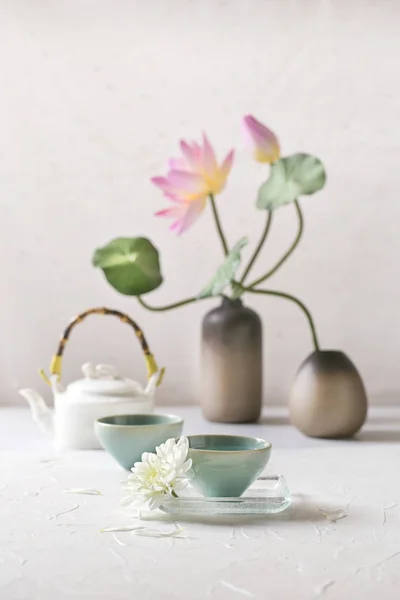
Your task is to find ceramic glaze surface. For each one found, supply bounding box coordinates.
[95,413,183,470]
[201,299,263,423]
[187,434,271,497]
[289,350,368,438]
[20,364,158,451]
[53,395,154,451]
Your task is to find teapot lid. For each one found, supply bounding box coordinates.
[66,363,144,398]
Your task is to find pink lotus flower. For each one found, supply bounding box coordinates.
[243,115,280,164]
[152,134,234,234]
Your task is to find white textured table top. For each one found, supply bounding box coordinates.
[1,407,400,599]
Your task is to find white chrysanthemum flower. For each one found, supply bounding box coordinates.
[121,436,192,510]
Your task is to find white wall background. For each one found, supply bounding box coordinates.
[1,0,399,407]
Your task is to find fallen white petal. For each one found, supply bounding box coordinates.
[318,508,348,523]
[113,534,128,546]
[219,580,255,597]
[49,504,79,520]
[63,488,102,496]
[131,526,185,538]
[101,525,147,533]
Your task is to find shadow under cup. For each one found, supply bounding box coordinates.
[187,434,271,498]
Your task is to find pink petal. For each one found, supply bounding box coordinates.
[157,208,185,231]
[175,197,207,234]
[201,133,217,174]
[151,176,169,189]
[180,140,192,158]
[156,197,206,234]
[150,176,182,201]
[220,149,235,177]
[242,115,280,163]
[179,141,202,170]
[192,141,202,154]
[243,115,273,144]
[167,170,206,197]
[151,176,174,194]
[155,206,185,218]
[152,171,205,201]
[170,220,181,232]
[168,157,187,170]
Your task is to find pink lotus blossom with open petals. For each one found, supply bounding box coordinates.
[152,134,234,234]
[243,115,280,164]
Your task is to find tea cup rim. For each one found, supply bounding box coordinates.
[96,413,183,429]
[186,434,271,454]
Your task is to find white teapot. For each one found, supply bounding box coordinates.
[19,307,164,451]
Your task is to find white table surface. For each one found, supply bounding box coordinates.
[1,406,400,599]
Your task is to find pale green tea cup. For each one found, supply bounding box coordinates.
[95,413,183,470]
[187,434,271,497]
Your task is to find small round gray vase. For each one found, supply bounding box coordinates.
[201,298,262,423]
[289,350,368,438]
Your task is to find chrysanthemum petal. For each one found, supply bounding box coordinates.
[181,458,192,473]
[120,436,191,510]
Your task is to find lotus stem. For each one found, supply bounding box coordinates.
[240,210,273,284]
[248,200,303,288]
[137,296,202,312]
[243,285,320,351]
[209,194,229,256]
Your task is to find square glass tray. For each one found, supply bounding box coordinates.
[159,475,291,516]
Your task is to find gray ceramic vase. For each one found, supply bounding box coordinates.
[201,298,262,423]
[289,350,368,438]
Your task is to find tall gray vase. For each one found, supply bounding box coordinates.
[201,298,262,423]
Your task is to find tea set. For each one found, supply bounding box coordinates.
[20,307,163,451]
[20,307,285,508]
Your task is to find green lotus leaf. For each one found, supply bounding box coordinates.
[93,237,163,296]
[257,153,326,210]
[198,237,248,299]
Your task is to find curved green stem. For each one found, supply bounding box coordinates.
[248,200,303,288]
[209,194,229,256]
[137,295,201,312]
[240,211,273,284]
[246,286,320,351]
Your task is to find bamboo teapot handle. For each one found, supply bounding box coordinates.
[39,307,164,387]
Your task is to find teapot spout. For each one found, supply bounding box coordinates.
[19,389,54,435]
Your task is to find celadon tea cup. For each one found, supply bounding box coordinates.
[187,434,271,497]
[95,414,183,470]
